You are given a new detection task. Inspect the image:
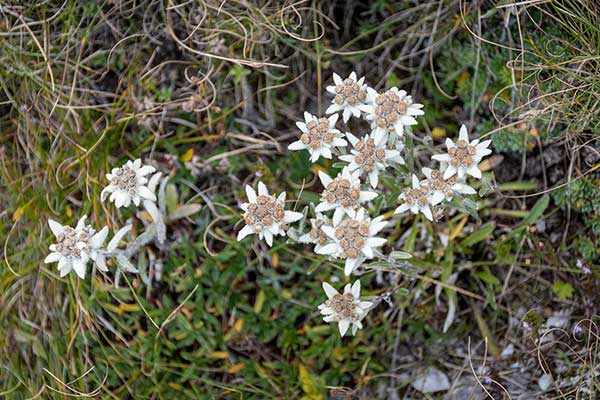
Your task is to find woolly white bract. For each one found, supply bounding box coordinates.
[339,130,404,189]
[361,87,424,138]
[237,181,303,247]
[101,158,157,208]
[318,280,372,336]
[44,216,108,279]
[315,167,378,225]
[288,112,347,163]
[316,208,387,276]
[431,124,492,180]
[325,72,370,123]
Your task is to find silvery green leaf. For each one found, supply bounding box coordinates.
[442,293,457,333]
[107,225,132,251]
[463,197,479,212]
[147,171,162,193]
[124,224,156,257]
[116,254,138,273]
[479,176,493,197]
[166,184,178,214]
[389,251,412,260]
[137,250,150,285]
[168,204,201,221]
[144,200,166,244]
[158,175,169,215]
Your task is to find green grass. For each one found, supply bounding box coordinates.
[1,1,599,399]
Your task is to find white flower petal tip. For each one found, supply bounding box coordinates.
[237,183,303,247]
[288,112,347,163]
[318,279,371,337]
[432,125,492,180]
[102,159,158,209]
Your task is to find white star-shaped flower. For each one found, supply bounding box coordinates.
[431,124,492,179]
[288,112,347,163]
[316,208,387,276]
[101,158,157,208]
[318,280,373,337]
[44,216,109,279]
[237,181,303,247]
[325,72,369,122]
[298,213,331,254]
[315,167,378,225]
[360,87,424,138]
[421,167,477,205]
[394,174,434,221]
[338,130,404,188]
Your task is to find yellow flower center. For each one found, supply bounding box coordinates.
[244,195,285,231]
[325,292,360,321]
[448,140,477,168]
[334,219,370,259]
[353,138,387,173]
[111,166,138,195]
[322,177,361,208]
[300,117,335,150]
[334,78,367,106]
[373,90,410,130]
[55,226,90,258]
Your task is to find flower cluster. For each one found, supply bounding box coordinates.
[237,70,493,337]
[45,159,168,280]
[237,182,303,246]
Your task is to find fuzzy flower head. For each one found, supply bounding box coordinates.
[362,87,424,138]
[316,167,378,225]
[101,159,157,208]
[395,174,434,221]
[316,208,387,275]
[325,72,369,122]
[422,167,476,205]
[318,280,373,337]
[298,213,331,253]
[44,216,108,279]
[288,112,346,163]
[339,131,404,188]
[237,182,303,247]
[431,125,492,179]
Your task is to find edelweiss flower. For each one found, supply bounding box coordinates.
[101,159,157,208]
[288,112,347,163]
[298,213,331,253]
[44,216,108,279]
[422,167,476,205]
[318,280,373,336]
[316,208,387,275]
[431,125,492,179]
[395,174,434,221]
[325,72,369,122]
[361,87,424,137]
[237,182,303,247]
[315,167,378,225]
[339,131,404,188]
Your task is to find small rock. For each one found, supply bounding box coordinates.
[411,367,450,393]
